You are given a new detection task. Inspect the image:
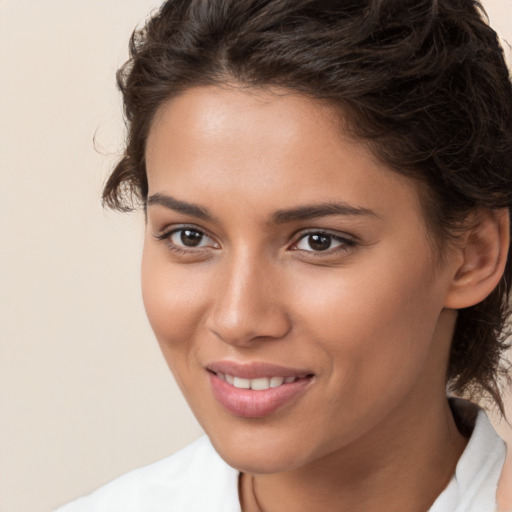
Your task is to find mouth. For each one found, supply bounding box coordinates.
[214,373,305,390]
[206,362,314,418]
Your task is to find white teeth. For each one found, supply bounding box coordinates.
[250,377,270,390]
[233,377,251,389]
[218,373,299,390]
[269,376,285,388]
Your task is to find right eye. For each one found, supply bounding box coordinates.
[170,228,210,248]
[154,227,219,252]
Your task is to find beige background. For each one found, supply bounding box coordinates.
[0,1,511,511]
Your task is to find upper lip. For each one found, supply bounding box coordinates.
[206,360,314,379]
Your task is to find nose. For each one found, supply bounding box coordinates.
[206,250,291,347]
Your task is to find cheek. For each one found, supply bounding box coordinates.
[288,253,444,394]
[141,245,205,361]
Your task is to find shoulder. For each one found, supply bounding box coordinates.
[429,405,506,512]
[55,436,241,512]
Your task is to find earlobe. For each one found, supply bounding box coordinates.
[444,208,510,310]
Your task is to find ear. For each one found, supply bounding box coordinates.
[444,208,510,309]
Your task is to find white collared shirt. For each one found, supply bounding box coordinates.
[429,411,506,512]
[56,410,506,512]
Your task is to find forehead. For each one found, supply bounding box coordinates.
[147,85,344,172]
[145,85,427,227]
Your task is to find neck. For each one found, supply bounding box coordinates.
[241,397,468,512]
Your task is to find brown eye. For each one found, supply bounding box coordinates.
[293,231,355,253]
[166,228,217,249]
[178,229,204,247]
[306,233,332,251]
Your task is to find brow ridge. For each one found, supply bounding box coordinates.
[147,193,377,225]
[271,202,377,224]
[147,193,213,221]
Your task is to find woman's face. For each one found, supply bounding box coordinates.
[143,86,460,473]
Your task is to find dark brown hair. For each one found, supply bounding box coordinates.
[104,0,512,413]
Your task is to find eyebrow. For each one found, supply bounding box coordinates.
[271,202,378,224]
[147,193,215,221]
[147,193,377,224]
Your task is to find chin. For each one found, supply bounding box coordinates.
[215,443,306,475]
[205,423,316,474]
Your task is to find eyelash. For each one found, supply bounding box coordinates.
[153,226,357,257]
[153,226,217,255]
[291,231,357,256]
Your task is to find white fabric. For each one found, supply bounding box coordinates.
[429,411,506,512]
[56,410,505,512]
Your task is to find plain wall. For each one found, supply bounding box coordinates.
[0,1,511,511]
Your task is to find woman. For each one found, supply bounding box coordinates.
[57,0,512,510]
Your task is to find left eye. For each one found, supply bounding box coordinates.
[294,232,350,252]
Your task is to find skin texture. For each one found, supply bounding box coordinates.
[142,86,507,512]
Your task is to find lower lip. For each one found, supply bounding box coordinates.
[208,372,312,418]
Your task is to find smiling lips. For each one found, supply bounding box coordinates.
[207,362,313,418]
[217,373,299,390]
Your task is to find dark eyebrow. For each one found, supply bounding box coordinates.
[147,194,377,224]
[147,193,215,221]
[271,202,378,224]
